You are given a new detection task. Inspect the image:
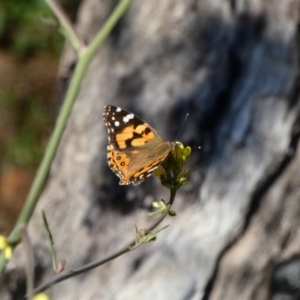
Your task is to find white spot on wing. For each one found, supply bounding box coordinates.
[115,121,120,127]
[116,107,122,112]
[123,113,134,123]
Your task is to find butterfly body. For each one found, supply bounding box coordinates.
[103,105,176,185]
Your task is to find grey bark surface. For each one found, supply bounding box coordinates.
[1,0,300,300]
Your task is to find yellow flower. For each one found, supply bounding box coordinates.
[0,235,12,260]
[33,293,49,300]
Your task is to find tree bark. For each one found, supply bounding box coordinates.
[2,0,300,299]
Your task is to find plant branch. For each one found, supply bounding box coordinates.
[21,228,34,300]
[0,0,134,278]
[45,0,85,51]
[32,200,173,294]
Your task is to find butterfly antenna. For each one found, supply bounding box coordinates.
[175,113,189,141]
[175,113,201,150]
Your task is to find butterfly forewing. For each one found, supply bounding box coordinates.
[103,106,161,150]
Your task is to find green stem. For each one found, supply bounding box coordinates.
[42,211,57,271]
[45,0,85,51]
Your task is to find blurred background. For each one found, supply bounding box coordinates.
[1,1,300,299]
[0,0,78,235]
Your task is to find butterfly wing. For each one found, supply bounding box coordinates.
[126,155,168,185]
[103,106,163,150]
[103,105,173,185]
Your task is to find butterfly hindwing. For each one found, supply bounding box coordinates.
[129,156,166,185]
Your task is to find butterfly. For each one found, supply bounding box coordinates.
[103,105,177,185]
